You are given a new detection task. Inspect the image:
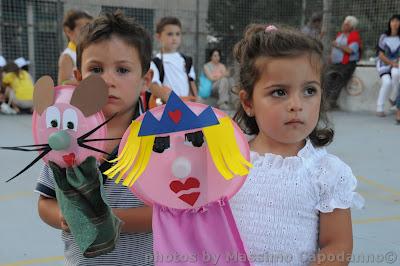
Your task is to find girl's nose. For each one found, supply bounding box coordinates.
[288,95,303,112]
[172,156,192,179]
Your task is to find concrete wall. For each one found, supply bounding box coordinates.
[338,61,386,114]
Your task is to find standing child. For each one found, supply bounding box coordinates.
[230,25,364,266]
[149,16,198,103]
[58,9,92,85]
[35,11,154,265]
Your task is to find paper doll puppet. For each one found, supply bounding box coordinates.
[105,92,253,265]
[2,75,121,258]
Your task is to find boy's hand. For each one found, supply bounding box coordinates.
[59,210,70,232]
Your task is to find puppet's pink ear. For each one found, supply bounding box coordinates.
[33,76,55,115]
[70,75,108,117]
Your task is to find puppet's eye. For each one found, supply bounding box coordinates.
[185,131,204,147]
[153,136,170,153]
[46,106,60,129]
[63,109,78,132]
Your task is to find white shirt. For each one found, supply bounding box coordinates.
[230,140,364,266]
[150,52,196,97]
[61,47,77,67]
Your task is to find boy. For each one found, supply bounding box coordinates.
[150,16,198,103]
[35,11,154,265]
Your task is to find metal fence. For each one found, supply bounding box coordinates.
[0,0,397,82]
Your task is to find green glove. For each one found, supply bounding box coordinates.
[49,156,122,258]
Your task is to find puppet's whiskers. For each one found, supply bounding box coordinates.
[77,112,118,142]
[80,137,122,143]
[5,147,52,182]
[1,143,50,152]
[77,141,110,156]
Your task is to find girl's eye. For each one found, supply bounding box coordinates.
[271,89,286,97]
[304,87,317,96]
[185,131,204,148]
[90,67,102,74]
[117,67,129,74]
[153,136,170,153]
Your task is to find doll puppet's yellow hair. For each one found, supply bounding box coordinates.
[104,120,155,187]
[104,116,252,187]
[202,116,252,180]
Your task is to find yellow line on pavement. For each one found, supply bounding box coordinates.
[0,191,33,202]
[0,256,64,266]
[353,215,400,225]
[358,191,400,203]
[357,176,400,196]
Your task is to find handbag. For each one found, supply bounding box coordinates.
[198,72,213,98]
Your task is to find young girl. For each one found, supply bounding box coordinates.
[58,9,92,85]
[230,24,364,266]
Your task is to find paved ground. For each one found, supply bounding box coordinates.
[0,110,399,266]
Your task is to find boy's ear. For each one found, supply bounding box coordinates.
[155,33,161,41]
[239,89,254,117]
[74,69,82,81]
[70,75,108,117]
[33,76,55,115]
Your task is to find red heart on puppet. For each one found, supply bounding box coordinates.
[169,177,200,193]
[62,153,76,167]
[168,109,182,124]
[179,192,200,206]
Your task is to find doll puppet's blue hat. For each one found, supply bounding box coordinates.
[138,92,219,136]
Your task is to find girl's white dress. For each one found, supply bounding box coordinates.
[230,140,364,266]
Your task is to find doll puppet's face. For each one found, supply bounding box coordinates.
[117,101,250,209]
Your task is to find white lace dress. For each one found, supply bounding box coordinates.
[230,140,364,266]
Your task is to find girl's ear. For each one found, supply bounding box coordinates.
[33,76,55,115]
[239,89,254,117]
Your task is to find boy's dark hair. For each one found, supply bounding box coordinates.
[63,9,93,30]
[76,10,152,75]
[233,24,333,147]
[156,16,182,34]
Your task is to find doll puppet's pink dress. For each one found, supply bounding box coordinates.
[106,92,253,265]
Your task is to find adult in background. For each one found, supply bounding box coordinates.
[203,48,232,110]
[325,16,362,109]
[301,12,323,39]
[376,14,400,117]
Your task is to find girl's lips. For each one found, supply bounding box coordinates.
[285,119,304,124]
[107,96,119,103]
